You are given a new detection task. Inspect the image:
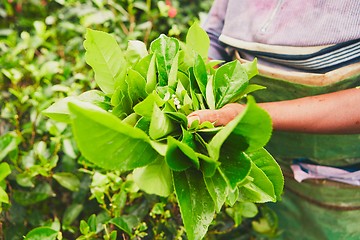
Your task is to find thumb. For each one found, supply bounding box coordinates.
[187,109,221,127]
[187,115,201,127]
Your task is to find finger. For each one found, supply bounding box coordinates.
[187,110,216,127]
[192,110,221,125]
[187,115,201,127]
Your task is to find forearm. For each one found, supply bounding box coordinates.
[188,88,360,134]
[259,88,360,134]
[212,88,360,134]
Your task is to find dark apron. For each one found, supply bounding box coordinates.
[247,57,360,239]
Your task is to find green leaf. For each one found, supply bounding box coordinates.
[0,133,19,162]
[238,161,277,203]
[79,220,90,235]
[186,22,210,59]
[109,217,133,236]
[165,111,187,127]
[225,202,258,227]
[176,78,187,99]
[13,182,55,206]
[178,44,195,71]
[205,75,215,110]
[53,172,80,192]
[194,54,208,99]
[166,136,200,171]
[78,90,111,110]
[84,29,127,94]
[252,206,279,235]
[125,40,148,65]
[181,127,197,149]
[24,227,58,240]
[168,52,180,89]
[227,187,240,206]
[225,207,243,227]
[150,34,179,86]
[81,10,114,27]
[63,203,84,227]
[231,96,272,152]
[207,115,248,162]
[252,218,273,235]
[62,138,77,159]
[43,91,110,123]
[135,117,151,135]
[0,162,11,181]
[133,156,173,197]
[204,169,228,212]
[109,231,118,240]
[42,97,77,123]
[145,54,157,93]
[218,150,252,190]
[242,84,267,96]
[111,79,132,119]
[0,187,9,204]
[214,60,249,108]
[242,58,259,80]
[188,67,200,111]
[241,202,259,218]
[126,69,147,106]
[247,148,284,200]
[173,168,215,240]
[134,53,152,79]
[188,67,200,94]
[177,66,191,91]
[133,93,165,118]
[87,214,97,232]
[208,97,271,160]
[149,104,178,140]
[68,101,159,171]
[198,153,219,177]
[16,172,35,188]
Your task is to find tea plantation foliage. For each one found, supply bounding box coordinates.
[0,1,281,239]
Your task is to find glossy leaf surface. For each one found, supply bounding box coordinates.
[150,34,179,86]
[24,227,58,240]
[186,22,210,59]
[69,102,159,171]
[166,136,199,171]
[247,148,284,200]
[149,105,176,140]
[53,172,80,192]
[204,169,228,212]
[84,29,127,94]
[133,156,173,197]
[173,169,215,240]
[214,60,249,108]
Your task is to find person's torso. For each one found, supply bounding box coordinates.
[219,0,360,73]
[221,0,360,47]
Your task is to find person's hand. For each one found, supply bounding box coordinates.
[187,103,245,127]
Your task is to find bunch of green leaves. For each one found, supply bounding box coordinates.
[44,22,283,240]
[1,1,216,239]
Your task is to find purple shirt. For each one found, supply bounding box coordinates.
[203,0,360,61]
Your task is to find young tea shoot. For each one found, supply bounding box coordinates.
[43,23,284,240]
